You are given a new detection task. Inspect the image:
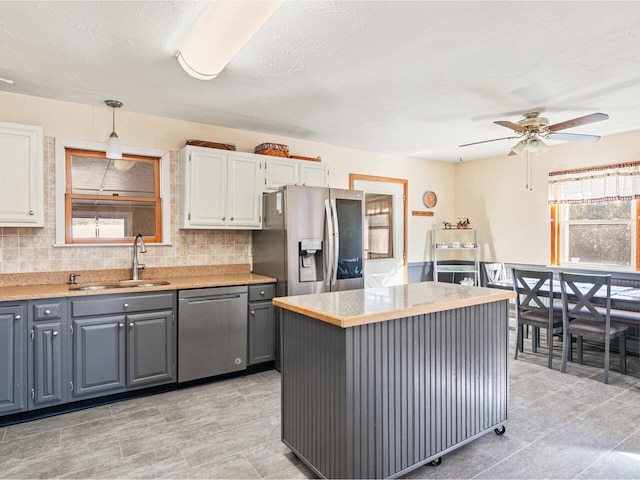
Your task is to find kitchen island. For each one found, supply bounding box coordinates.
[273,281,516,479]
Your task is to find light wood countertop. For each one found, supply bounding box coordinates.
[0,273,276,302]
[273,281,516,328]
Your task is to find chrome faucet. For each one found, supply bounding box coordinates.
[132,234,147,281]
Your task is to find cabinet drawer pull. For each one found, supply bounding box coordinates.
[123,303,129,309]
[29,210,35,215]
[260,291,265,296]
[44,309,51,315]
[52,331,59,336]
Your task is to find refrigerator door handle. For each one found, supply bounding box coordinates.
[330,198,340,286]
[324,199,334,286]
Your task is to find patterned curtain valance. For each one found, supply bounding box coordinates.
[548,161,640,204]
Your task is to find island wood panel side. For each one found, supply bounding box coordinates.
[280,301,509,479]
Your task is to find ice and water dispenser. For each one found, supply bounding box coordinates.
[299,238,323,282]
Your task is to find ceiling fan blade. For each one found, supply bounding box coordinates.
[547,113,609,132]
[546,132,601,143]
[459,136,517,147]
[494,120,526,132]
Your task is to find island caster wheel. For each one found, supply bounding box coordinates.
[429,457,442,467]
[494,426,506,435]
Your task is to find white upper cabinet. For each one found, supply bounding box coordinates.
[227,153,262,228]
[0,122,44,227]
[264,157,328,191]
[179,146,264,229]
[299,162,329,188]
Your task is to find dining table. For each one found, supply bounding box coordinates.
[486,277,640,358]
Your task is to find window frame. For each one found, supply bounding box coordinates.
[550,201,640,270]
[64,148,162,244]
[55,138,171,246]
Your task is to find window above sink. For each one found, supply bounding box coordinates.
[54,138,171,246]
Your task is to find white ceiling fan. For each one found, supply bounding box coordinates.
[459,111,610,156]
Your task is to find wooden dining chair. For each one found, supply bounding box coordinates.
[512,269,563,368]
[559,272,629,384]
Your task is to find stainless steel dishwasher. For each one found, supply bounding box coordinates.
[178,286,248,382]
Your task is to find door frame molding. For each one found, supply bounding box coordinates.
[349,173,408,284]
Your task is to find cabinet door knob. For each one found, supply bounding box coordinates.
[123,303,129,309]
[52,331,59,336]
[29,210,35,215]
[222,216,226,221]
[118,323,124,328]
[129,323,134,328]
[44,309,51,315]
[15,315,21,320]
[230,217,234,221]
[250,310,255,315]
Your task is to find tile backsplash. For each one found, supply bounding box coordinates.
[0,137,251,274]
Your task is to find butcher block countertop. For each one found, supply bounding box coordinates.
[273,281,516,328]
[0,265,276,302]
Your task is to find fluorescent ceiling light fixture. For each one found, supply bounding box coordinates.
[177,0,284,80]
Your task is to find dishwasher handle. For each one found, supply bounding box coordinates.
[182,294,242,304]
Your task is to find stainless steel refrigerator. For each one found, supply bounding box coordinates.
[253,185,365,296]
[252,185,365,367]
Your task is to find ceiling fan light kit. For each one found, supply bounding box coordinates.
[461,111,609,157]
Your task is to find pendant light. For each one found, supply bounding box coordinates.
[104,100,123,160]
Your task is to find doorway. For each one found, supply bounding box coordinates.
[350,174,407,287]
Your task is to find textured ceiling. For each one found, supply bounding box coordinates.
[2,1,640,162]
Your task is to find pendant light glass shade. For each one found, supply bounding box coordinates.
[104,100,123,160]
[106,131,122,160]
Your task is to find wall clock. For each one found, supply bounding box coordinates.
[423,191,437,208]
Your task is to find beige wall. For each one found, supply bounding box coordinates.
[0,91,454,273]
[455,129,640,265]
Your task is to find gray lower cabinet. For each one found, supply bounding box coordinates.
[0,303,27,415]
[28,300,68,409]
[126,310,174,387]
[71,314,127,400]
[69,292,176,401]
[248,284,275,365]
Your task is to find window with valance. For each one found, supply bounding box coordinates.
[548,161,640,269]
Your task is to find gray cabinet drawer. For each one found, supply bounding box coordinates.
[71,292,175,317]
[249,284,275,302]
[33,302,63,320]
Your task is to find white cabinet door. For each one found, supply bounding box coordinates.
[228,154,262,228]
[299,163,329,187]
[180,147,227,228]
[0,123,43,227]
[265,158,299,191]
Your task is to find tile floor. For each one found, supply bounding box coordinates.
[1,331,639,479]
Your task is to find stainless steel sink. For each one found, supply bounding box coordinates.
[69,284,123,291]
[119,280,171,287]
[69,280,170,291]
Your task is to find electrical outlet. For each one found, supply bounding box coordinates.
[180,245,189,256]
[248,245,253,256]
